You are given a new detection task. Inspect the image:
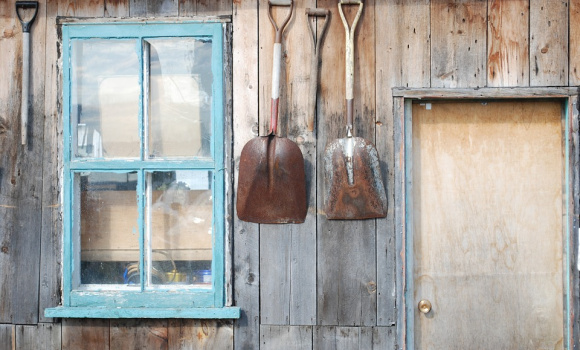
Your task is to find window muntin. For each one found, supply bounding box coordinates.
[61,23,225,310]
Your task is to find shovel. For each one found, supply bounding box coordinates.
[236,0,307,224]
[16,1,38,146]
[324,0,387,220]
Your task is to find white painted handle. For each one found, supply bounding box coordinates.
[271,43,282,99]
[21,32,30,145]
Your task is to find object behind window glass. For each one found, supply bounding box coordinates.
[72,39,140,159]
[146,38,213,159]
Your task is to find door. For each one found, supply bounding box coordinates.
[410,100,565,349]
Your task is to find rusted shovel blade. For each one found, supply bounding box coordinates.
[237,135,307,224]
[324,137,387,219]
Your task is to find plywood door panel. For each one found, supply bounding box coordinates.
[412,100,564,349]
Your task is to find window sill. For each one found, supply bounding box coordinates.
[44,306,240,319]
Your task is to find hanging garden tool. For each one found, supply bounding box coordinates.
[324,0,387,220]
[306,7,330,132]
[15,1,38,146]
[237,0,307,224]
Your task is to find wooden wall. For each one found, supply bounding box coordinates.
[0,0,578,348]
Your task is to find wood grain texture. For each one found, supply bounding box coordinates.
[110,320,168,349]
[232,0,260,348]
[105,0,130,17]
[16,323,61,350]
[62,319,110,350]
[431,0,487,88]
[196,0,231,16]
[487,0,529,87]
[39,0,62,324]
[258,0,317,327]
[412,101,564,349]
[260,325,312,350]
[130,0,178,17]
[168,320,233,350]
[530,0,568,86]
[0,324,14,350]
[375,0,430,327]
[178,0,196,16]
[317,0,377,327]
[58,0,105,17]
[314,326,393,350]
[570,0,580,85]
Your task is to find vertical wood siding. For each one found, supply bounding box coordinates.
[0,0,579,348]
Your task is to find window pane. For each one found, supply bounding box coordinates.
[72,39,140,159]
[147,38,212,158]
[146,171,213,287]
[78,172,139,285]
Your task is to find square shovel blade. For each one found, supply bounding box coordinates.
[237,135,307,224]
[324,137,387,219]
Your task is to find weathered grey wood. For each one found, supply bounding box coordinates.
[317,0,377,327]
[572,94,580,350]
[39,0,62,324]
[62,319,110,350]
[259,0,317,327]
[130,0,177,17]
[530,0,568,86]
[8,0,47,324]
[168,320,233,350]
[392,87,579,99]
[16,323,61,350]
[487,0,529,87]
[58,0,105,17]
[314,326,392,350]
[0,324,14,350]
[375,0,429,327]
[110,320,168,349]
[105,0,130,17]
[260,325,312,350]
[232,0,260,348]
[571,0,580,85]
[431,0,487,88]
[196,0,231,16]
[178,0,196,16]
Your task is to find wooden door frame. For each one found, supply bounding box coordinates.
[392,87,580,350]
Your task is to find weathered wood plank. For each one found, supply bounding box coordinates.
[8,0,47,324]
[110,320,168,349]
[196,0,231,16]
[0,0,19,324]
[58,0,105,17]
[569,0,580,85]
[16,323,61,350]
[375,0,429,327]
[62,319,110,350]
[168,320,233,350]
[487,0,529,87]
[258,0,317,326]
[105,0,130,17]
[178,0,196,16]
[0,324,14,350]
[232,0,260,348]
[392,87,579,99]
[530,0,568,86]
[314,326,392,350]
[39,0,62,323]
[316,0,377,327]
[130,0,178,17]
[260,325,313,350]
[431,0,487,88]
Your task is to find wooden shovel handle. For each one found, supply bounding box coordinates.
[338,0,363,133]
[306,8,330,132]
[268,0,293,135]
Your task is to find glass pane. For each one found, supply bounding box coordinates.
[146,171,213,287]
[72,39,140,159]
[78,172,139,285]
[147,38,213,158]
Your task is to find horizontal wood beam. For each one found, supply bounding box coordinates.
[392,87,579,99]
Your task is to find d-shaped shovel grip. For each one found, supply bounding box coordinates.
[268,0,293,135]
[338,0,363,136]
[16,1,38,33]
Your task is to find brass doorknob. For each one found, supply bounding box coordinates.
[418,299,432,314]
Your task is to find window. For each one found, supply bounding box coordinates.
[46,22,238,318]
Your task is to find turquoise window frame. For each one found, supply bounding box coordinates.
[45,22,239,319]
